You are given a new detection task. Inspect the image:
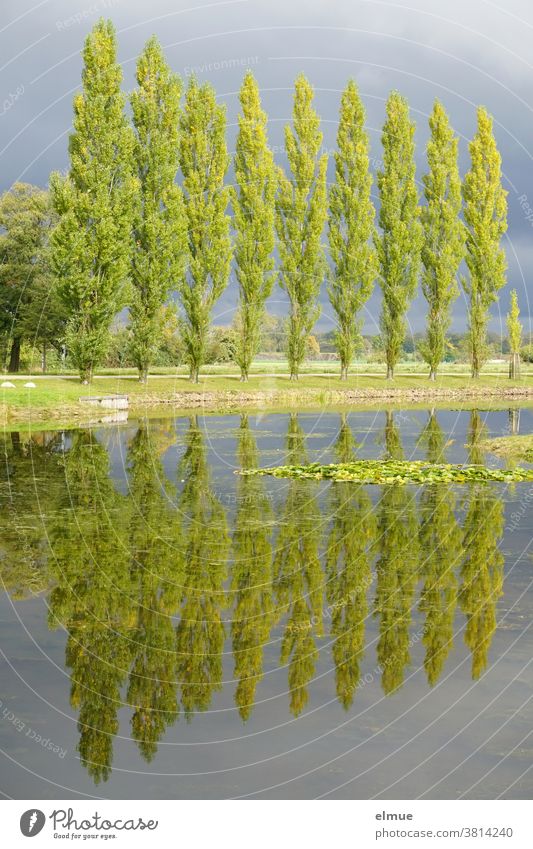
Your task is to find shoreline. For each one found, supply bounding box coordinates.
[3,382,533,428]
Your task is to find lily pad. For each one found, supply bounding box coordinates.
[237,459,533,485]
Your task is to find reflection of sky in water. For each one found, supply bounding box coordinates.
[1,407,532,799]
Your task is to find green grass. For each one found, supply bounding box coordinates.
[15,359,533,377]
[2,370,533,424]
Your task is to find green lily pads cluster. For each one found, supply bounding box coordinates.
[238,459,533,485]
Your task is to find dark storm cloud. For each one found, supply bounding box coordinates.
[1,0,532,331]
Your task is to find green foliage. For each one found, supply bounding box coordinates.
[50,20,137,383]
[0,183,64,372]
[420,101,465,379]
[233,72,277,380]
[373,412,419,694]
[374,92,422,378]
[462,107,508,378]
[240,459,533,483]
[130,37,187,381]
[231,415,273,719]
[506,290,522,354]
[276,75,328,379]
[328,81,377,379]
[325,415,375,707]
[47,431,132,783]
[460,412,505,678]
[175,417,230,715]
[126,424,183,760]
[177,78,232,382]
[417,413,462,685]
[273,415,323,715]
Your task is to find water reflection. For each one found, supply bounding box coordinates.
[0,410,509,782]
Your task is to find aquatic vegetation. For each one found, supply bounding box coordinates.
[238,458,533,484]
[481,434,533,463]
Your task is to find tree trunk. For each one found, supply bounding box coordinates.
[386,364,394,380]
[290,371,298,381]
[80,364,93,385]
[429,369,436,381]
[340,364,348,381]
[8,337,21,373]
[509,352,520,380]
[138,365,148,384]
[471,367,479,379]
[41,342,47,374]
[508,408,520,435]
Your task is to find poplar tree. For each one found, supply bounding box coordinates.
[462,107,508,378]
[233,72,277,381]
[507,289,522,379]
[276,75,328,380]
[178,78,232,382]
[375,92,422,379]
[130,37,187,382]
[420,101,465,380]
[328,80,376,380]
[50,19,137,383]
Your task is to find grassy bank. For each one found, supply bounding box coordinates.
[2,371,533,426]
[481,434,533,462]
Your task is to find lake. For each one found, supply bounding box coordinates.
[1,405,532,799]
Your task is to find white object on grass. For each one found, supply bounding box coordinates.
[1,381,15,388]
[24,382,36,388]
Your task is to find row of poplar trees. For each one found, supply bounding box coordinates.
[51,20,509,384]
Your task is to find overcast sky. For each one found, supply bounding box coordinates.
[2,0,533,335]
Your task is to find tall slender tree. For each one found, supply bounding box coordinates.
[50,19,137,384]
[375,92,422,379]
[177,78,232,383]
[233,72,277,381]
[130,37,187,382]
[506,289,522,379]
[462,107,508,378]
[420,101,465,380]
[276,75,328,380]
[328,81,376,380]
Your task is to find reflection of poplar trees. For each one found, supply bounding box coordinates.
[175,417,229,717]
[417,412,462,685]
[460,411,504,679]
[374,411,419,694]
[48,431,132,783]
[0,432,60,598]
[126,424,183,761]
[325,414,375,708]
[231,415,273,719]
[273,414,323,716]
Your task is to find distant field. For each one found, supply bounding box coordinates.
[3,359,532,378]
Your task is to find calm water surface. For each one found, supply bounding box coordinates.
[1,406,532,799]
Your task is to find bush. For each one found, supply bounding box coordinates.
[520,344,533,363]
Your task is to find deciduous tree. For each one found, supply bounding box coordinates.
[462,107,507,378]
[420,101,465,380]
[506,289,522,379]
[328,81,376,380]
[50,20,137,384]
[178,78,232,382]
[375,92,422,379]
[233,72,277,381]
[130,36,187,382]
[276,75,328,379]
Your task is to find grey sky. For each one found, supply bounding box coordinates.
[1,0,532,335]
